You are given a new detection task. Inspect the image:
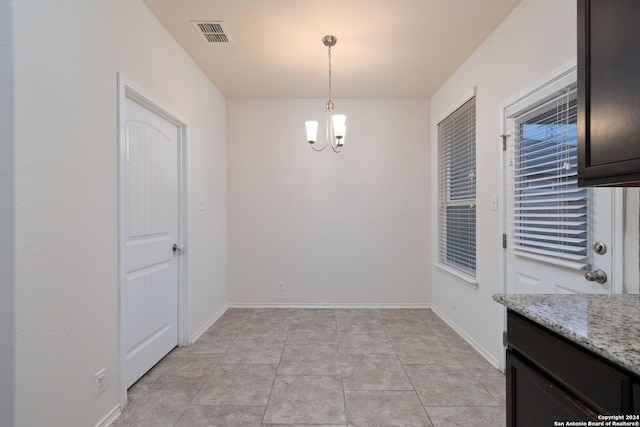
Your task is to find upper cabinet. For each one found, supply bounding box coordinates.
[578,0,640,186]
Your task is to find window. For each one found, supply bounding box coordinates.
[438,97,477,280]
[506,82,589,269]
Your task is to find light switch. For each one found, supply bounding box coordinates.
[490,195,498,211]
[198,197,205,211]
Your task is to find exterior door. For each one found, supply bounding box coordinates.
[505,188,614,295]
[503,70,619,295]
[122,96,179,387]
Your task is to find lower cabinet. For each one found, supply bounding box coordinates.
[507,350,596,426]
[506,310,637,426]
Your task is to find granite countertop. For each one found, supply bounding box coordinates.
[493,293,640,377]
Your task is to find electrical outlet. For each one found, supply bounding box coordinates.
[94,368,106,397]
[278,280,286,292]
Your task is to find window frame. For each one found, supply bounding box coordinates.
[436,95,478,286]
[505,71,590,271]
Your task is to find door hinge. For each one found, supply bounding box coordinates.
[500,134,509,151]
[502,233,507,249]
[502,331,508,346]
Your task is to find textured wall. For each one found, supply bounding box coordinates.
[0,0,15,424]
[227,98,430,306]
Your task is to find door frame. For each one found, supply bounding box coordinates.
[498,63,624,370]
[116,73,191,408]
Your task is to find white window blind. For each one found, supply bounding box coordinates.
[506,83,589,270]
[438,97,476,278]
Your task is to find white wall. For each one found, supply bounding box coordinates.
[430,0,577,367]
[228,99,430,306]
[11,0,227,425]
[0,0,15,424]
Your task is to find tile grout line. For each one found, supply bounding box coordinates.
[170,318,241,427]
[337,309,349,425]
[261,314,290,425]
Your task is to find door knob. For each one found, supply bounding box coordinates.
[172,243,185,252]
[584,269,607,284]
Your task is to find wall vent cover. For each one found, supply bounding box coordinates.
[191,21,232,44]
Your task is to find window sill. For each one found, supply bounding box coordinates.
[434,263,479,289]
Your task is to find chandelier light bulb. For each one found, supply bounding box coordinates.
[305,120,319,144]
[332,114,346,140]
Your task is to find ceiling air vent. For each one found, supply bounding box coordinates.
[191,21,232,44]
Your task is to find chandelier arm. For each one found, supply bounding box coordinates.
[310,139,329,151]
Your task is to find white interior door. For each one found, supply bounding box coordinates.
[503,70,620,296]
[122,96,179,387]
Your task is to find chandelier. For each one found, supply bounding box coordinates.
[305,35,347,153]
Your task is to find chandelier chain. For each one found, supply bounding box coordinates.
[327,43,332,101]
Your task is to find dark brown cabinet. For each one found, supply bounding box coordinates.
[506,351,596,426]
[577,0,640,186]
[506,311,638,425]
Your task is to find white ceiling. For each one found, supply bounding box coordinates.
[143,0,521,99]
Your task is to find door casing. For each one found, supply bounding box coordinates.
[117,73,190,408]
[498,64,624,371]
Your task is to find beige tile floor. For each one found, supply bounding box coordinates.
[112,308,505,427]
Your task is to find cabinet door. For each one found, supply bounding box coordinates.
[578,0,640,186]
[506,350,597,426]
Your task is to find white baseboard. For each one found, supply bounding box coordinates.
[96,405,122,427]
[190,303,229,344]
[227,302,431,309]
[430,305,501,371]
